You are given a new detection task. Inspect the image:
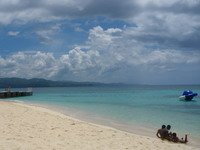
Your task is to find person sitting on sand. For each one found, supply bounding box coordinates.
[156,125,168,140]
[166,125,172,140]
[170,133,188,143]
[166,125,171,132]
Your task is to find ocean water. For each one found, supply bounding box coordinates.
[1,85,200,145]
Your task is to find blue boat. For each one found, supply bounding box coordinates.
[179,90,198,101]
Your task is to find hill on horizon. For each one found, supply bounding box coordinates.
[0,77,108,88]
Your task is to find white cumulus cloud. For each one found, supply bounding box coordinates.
[1,26,200,84]
[7,31,20,36]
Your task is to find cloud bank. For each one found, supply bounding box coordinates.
[1,26,200,84]
[0,0,200,84]
[0,0,200,24]
[1,0,200,50]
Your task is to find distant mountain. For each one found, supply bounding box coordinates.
[0,78,108,88]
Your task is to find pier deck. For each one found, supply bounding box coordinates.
[0,91,33,98]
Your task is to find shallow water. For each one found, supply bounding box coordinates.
[2,85,200,146]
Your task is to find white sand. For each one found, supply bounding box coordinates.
[0,101,198,150]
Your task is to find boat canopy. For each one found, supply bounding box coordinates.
[182,90,198,97]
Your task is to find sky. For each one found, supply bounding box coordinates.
[0,0,200,84]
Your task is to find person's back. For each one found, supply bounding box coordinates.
[156,125,167,140]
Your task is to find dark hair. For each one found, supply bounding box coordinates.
[167,125,171,130]
[172,132,177,137]
[162,125,166,129]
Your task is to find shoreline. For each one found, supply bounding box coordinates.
[0,101,198,150]
[11,99,200,147]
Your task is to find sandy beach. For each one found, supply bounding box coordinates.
[0,101,198,150]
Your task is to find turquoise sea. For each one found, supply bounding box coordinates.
[1,85,200,146]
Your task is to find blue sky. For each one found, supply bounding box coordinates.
[0,0,200,84]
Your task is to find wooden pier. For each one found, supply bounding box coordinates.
[0,91,33,98]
